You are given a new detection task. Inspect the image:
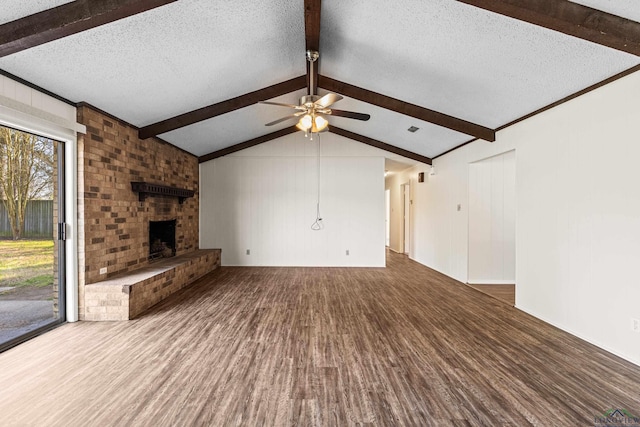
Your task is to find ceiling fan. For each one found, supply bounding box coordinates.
[260,50,370,137]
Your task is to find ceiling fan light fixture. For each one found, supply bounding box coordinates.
[297,114,313,131]
[314,115,328,131]
[261,50,369,135]
[296,113,329,134]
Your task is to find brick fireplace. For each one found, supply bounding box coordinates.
[77,104,213,320]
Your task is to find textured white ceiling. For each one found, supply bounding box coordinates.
[0,0,73,25]
[316,90,470,159]
[161,89,309,156]
[571,0,640,22]
[320,0,639,128]
[0,0,639,160]
[0,0,305,125]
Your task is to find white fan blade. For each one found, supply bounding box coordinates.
[260,101,303,109]
[265,112,305,126]
[314,93,343,108]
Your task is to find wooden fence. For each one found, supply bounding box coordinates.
[0,200,54,239]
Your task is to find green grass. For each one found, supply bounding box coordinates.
[0,240,54,288]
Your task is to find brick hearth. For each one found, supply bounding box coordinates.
[77,104,212,320]
[84,249,220,320]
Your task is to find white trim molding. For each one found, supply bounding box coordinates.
[0,75,81,322]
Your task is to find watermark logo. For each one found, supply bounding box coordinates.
[594,408,640,426]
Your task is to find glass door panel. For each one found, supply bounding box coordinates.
[0,126,65,351]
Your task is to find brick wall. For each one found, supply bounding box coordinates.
[77,104,199,320]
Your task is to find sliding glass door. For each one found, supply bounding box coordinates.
[0,126,65,351]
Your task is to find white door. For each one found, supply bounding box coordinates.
[385,189,390,247]
[468,150,516,284]
[403,184,410,254]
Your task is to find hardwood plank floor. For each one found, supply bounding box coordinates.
[1,251,639,426]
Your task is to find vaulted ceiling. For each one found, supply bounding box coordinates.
[1,0,639,164]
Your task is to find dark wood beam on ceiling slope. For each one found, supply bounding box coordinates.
[139,76,307,139]
[456,0,640,57]
[199,125,432,165]
[319,75,496,142]
[198,127,299,163]
[305,0,322,95]
[0,0,177,58]
[330,126,432,165]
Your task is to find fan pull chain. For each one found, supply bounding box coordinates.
[311,133,323,231]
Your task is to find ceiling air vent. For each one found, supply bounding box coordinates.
[407,126,419,133]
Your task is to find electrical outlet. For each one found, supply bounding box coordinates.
[246,249,250,255]
[346,249,350,256]
[99,267,107,275]
[632,318,640,333]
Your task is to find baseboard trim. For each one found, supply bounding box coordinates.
[516,306,639,368]
[467,280,515,285]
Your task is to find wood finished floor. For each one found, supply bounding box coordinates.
[1,252,640,426]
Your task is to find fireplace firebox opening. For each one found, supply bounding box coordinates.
[149,220,176,261]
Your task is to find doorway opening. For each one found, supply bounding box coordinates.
[0,126,66,352]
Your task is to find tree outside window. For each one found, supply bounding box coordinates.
[0,127,54,240]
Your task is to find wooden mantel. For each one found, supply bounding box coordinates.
[131,181,195,204]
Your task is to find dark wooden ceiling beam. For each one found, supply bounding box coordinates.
[199,127,299,163]
[139,76,307,139]
[200,125,432,165]
[457,0,640,56]
[304,0,322,95]
[0,0,177,58]
[304,0,321,52]
[319,75,495,142]
[330,126,432,165]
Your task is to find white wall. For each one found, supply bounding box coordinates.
[200,132,388,266]
[0,74,85,322]
[468,150,516,284]
[0,75,81,138]
[408,70,640,366]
